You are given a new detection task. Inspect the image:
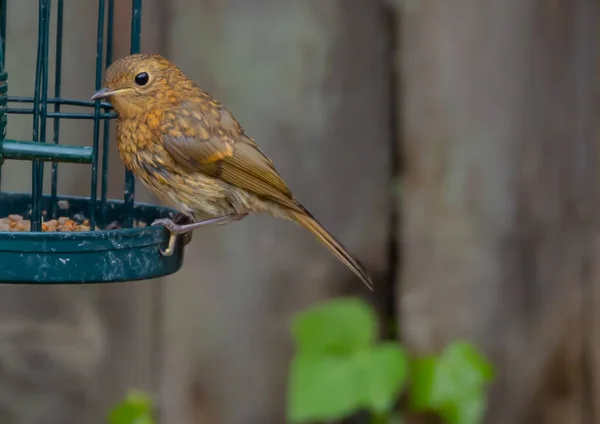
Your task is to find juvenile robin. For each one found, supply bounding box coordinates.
[91,53,373,290]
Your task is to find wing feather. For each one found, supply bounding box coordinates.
[159,102,305,214]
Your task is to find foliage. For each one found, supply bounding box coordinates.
[287,297,494,424]
[108,390,156,424]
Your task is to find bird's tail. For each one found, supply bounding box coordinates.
[288,209,373,291]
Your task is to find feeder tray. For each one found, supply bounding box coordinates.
[0,0,188,283]
[0,193,185,283]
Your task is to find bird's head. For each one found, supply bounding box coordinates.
[91,53,192,118]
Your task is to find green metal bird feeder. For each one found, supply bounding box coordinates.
[0,0,187,283]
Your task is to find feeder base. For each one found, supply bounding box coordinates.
[0,192,186,283]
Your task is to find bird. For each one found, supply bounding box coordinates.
[91,53,373,290]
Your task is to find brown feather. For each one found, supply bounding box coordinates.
[288,209,374,290]
[159,108,303,214]
[163,134,233,169]
[98,53,374,290]
[161,102,236,169]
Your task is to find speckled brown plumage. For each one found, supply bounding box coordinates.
[91,53,373,290]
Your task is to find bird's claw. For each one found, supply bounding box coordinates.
[152,218,183,257]
[152,213,246,257]
[152,217,181,233]
[161,233,178,257]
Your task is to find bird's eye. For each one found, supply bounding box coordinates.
[134,72,149,86]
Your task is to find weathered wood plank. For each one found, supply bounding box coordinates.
[161,1,391,423]
[87,1,168,420]
[2,2,169,422]
[398,0,597,422]
[0,3,107,424]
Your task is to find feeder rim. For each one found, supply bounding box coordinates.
[0,192,176,244]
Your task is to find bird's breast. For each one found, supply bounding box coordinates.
[115,118,237,220]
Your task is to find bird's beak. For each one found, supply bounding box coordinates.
[90,87,112,101]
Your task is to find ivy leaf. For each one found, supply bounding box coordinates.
[438,394,486,424]
[357,343,408,413]
[409,342,494,424]
[433,341,494,403]
[288,343,409,423]
[287,352,362,423]
[408,356,438,411]
[369,411,404,424]
[108,390,155,424]
[291,297,376,355]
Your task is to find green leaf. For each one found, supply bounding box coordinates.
[369,411,405,424]
[408,341,494,424]
[357,343,408,413]
[433,341,494,403]
[389,412,405,424]
[108,390,155,424]
[291,297,376,354]
[438,394,486,424]
[287,352,362,423]
[408,356,438,410]
[287,342,408,423]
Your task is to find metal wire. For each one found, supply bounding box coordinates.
[0,0,141,232]
[7,108,115,119]
[100,0,114,228]
[0,0,5,69]
[31,0,51,231]
[0,0,7,190]
[50,0,63,218]
[9,96,112,108]
[8,95,115,118]
[123,0,142,228]
[89,0,106,231]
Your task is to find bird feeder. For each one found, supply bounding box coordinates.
[0,0,186,283]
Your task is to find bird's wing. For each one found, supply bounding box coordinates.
[160,102,306,214]
[159,103,235,170]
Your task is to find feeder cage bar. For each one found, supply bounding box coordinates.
[124,0,142,228]
[2,139,93,163]
[0,0,5,189]
[30,0,51,231]
[50,0,64,218]
[0,0,146,232]
[90,0,106,231]
[101,0,115,228]
[0,0,187,283]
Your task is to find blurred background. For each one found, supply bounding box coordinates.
[0,0,597,423]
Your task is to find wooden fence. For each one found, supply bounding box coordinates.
[0,1,597,423]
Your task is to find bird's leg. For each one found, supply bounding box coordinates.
[153,213,248,232]
[152,213,248,256]
[172,213,194,246]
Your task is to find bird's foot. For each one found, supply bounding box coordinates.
[151,218,180,257]
[152,213,248,256]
